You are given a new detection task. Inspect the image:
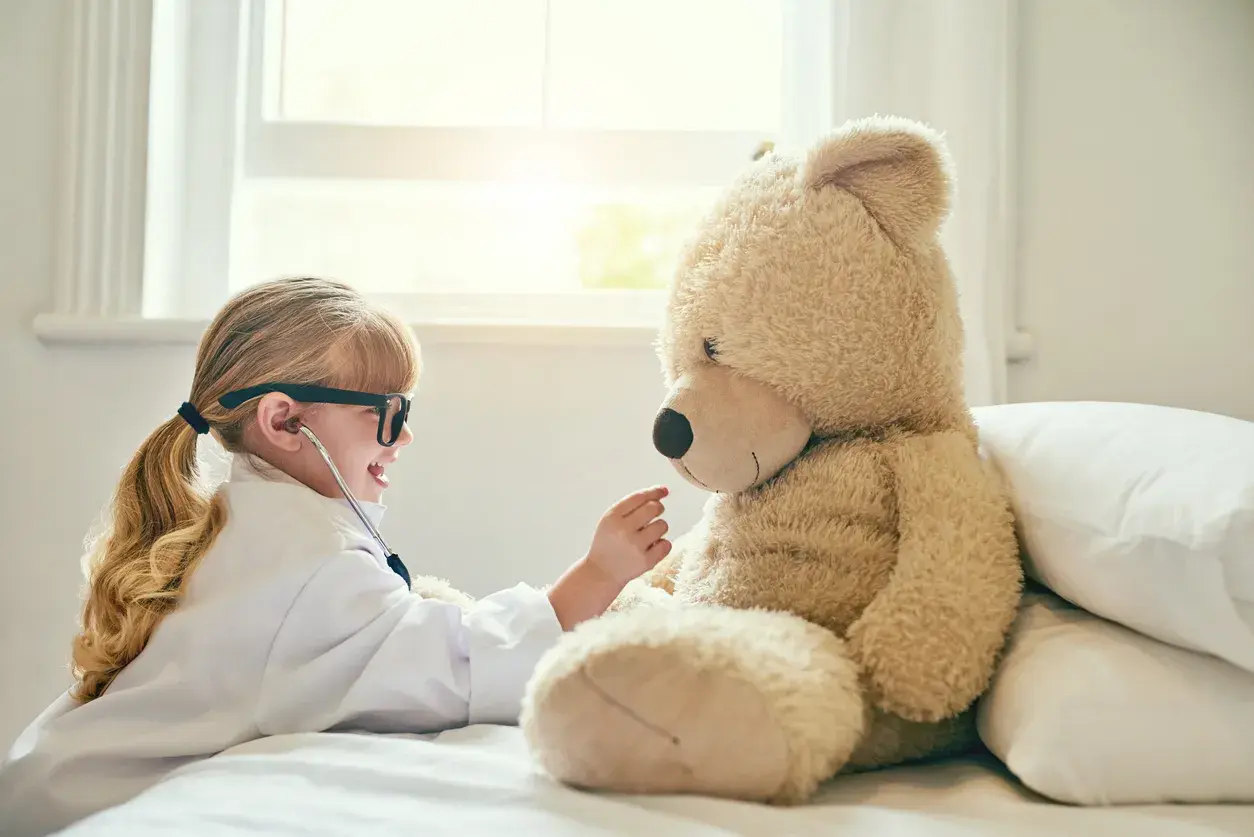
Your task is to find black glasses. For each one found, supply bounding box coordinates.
[218,383,412,447]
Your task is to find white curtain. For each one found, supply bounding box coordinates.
[785,0,1016,406]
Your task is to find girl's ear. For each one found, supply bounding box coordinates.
[255,393,303,452]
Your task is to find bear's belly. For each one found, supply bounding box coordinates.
[673,440,899,637]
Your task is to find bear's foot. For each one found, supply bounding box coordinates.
[521,605,866,804]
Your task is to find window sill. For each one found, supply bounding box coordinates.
[32,314,1035,362]
[31,314,661,348]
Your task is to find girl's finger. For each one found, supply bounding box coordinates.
[644,538,673,566]
[637,518,669,546]
[610,486,669,517]
[625,500,664,530]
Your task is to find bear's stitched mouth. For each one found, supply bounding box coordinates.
[679,460,710,490]
[680,452,760,492]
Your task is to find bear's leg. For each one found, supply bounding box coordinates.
[845,706,980,773]
[520,605,865,804]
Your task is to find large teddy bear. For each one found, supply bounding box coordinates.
[514,115,1025,804]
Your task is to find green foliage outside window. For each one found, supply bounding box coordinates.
[574,202,705,290]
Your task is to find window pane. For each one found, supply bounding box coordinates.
[229,180,715,295]
[546,0,783,132]
[272,0,783,132]
[276,0,548,126]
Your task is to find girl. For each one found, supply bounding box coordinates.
[0,277,671,835]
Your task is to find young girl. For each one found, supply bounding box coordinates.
[0,277,671,836]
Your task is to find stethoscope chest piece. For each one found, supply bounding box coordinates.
[386,554,411,586]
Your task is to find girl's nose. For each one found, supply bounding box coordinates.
[396,420,415,447]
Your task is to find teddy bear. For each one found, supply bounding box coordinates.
[515,115,1025,804]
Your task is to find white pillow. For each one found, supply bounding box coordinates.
[977,589,1254,805]
[972,400,1254,673]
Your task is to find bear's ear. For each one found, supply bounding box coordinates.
[802,116,953,244]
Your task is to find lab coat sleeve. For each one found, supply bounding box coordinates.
[255,548,564,736]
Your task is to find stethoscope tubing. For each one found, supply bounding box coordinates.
[298,424,397,560]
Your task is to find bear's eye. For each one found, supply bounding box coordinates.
[703,338,720,360]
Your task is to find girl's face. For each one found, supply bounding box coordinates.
[298,401,414,503]
[251,394,414,504]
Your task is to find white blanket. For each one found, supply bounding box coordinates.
[60,726,1254,836]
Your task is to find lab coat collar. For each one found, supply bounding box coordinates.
[227,453,388,529]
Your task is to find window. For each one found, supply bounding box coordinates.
[39,0,1026,391]
[138,0,834,330]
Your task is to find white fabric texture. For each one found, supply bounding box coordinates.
[0,455,562,837]
[973,400,1254,672]
[824,0,1016,406]
[978,588,1254,805]
[56,725,1254,837]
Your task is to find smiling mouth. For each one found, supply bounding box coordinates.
[367,461,390,487]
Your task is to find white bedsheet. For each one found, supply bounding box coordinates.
[59,726,1254,836]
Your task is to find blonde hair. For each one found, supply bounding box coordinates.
[70,277,420,702]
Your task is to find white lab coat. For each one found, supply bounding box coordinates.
[0,454,563,836]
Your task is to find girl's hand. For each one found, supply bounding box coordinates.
[547,486,672,630]
[586,486,672,587]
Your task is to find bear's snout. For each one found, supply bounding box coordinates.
[653,368,813,493]
[653,408,693,459]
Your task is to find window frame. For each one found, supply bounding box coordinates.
[36,0,1031,372]
[242,1,781,188]
[35,0,837,345]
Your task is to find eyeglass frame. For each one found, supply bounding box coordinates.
[217,383,412,447]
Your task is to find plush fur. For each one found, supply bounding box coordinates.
[517,115,1024,804]
[408,574,478,610]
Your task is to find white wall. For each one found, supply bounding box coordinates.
[2,0,1252,751]
[1010,0,1254,417]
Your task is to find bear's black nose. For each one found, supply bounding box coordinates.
[653,408,693,459]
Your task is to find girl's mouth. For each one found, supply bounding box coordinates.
[367,461,389,488]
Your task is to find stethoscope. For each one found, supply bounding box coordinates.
[298,424,412,587]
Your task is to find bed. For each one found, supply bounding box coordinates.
[59,725,1254,836]
[53,402,1254,835]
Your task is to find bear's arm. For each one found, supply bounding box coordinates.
[606,512,709,613]
[409,575,478,609]
[847,430,1023,723]
[641,548,682,594]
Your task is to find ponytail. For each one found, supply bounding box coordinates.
[68,276,421,702]
[70,415,227,702]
